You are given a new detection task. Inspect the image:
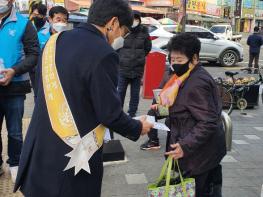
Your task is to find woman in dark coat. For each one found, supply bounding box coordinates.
[163,33,226,197]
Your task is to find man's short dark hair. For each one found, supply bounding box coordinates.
[31,3,47,16]
[49,6,69,20]
[167,33,201,60]
[88,0,133,28]
[254,26,259,32]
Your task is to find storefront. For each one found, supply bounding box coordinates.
[144,0,179,19]
[241,8,254,32]
[255,9,263,28]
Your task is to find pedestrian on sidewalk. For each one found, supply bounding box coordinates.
[164,33,226,197]
[140,61,173,150]
[14,1,153,196]
[247,26,263,71]
[0,0,39,182]
[118,11,152,117]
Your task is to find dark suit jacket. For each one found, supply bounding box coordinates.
[14,23,142,197]
[168,64,226,176]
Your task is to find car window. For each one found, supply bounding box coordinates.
[146,25,158,33]
[163,26,177,33]
[189,27,208,32]
[187,31,214,39]
[210,26,226,33]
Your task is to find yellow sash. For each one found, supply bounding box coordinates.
[42,33,106,175]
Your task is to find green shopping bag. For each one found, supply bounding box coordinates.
[147,156,195,197]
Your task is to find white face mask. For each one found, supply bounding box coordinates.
[52,22,68,33]
[132,21,139,28]
[111,36,124,50]
[0,0,10,14]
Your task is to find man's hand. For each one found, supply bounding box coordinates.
[139,116,154,135]
[0,69,15,86]
[165,143,184,160]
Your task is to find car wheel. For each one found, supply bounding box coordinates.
[220,50,238,67]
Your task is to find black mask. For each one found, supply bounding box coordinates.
[171,61,190,76]
[33,17,46,31]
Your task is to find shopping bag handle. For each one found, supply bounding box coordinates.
[164,156,187,197]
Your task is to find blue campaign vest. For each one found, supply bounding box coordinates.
[0,8,29,82]
[38,22,51,49]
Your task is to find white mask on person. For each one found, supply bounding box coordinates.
[111,36,124,50]
[132,21,139,28]
[52,22,68,33]
[0,0,10,14]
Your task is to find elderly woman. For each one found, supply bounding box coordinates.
[162,33,226,197]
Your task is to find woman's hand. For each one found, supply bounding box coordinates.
[151,104,158,111]
[165,143,184,160]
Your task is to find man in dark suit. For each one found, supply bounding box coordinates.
[14,1,153,196]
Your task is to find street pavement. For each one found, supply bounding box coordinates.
[1,34,263,197]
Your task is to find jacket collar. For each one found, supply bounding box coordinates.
[2,6,17,27]
[77,23,107,40]
[180,62,201,88]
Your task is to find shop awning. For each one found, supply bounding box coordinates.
[187,13,225,23]
[131,5,165,15]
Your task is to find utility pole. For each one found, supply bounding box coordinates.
[176,0,187,32]
[182,0,187,32]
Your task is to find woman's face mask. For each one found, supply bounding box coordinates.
[0,0,11,14]
[170,61,190,77]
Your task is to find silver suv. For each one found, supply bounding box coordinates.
[150,25,244,67]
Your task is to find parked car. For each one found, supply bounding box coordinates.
[148,24,244,67]
[210,24,242,41]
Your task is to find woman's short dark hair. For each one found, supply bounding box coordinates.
[167,33,201,60]
[49,6,69,20]
[31,3,47,16]
[88,0,133,28]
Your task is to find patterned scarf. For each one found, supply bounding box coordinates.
[159,64,195,107]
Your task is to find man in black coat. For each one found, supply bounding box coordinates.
[247,26,263,71]
[14,1,153,196]
[118,11,152,117]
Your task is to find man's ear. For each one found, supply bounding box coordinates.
[106,17,117,31]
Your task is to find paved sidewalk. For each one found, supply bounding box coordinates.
[1,63,263,197]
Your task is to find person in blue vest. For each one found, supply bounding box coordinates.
[0,0,39,182]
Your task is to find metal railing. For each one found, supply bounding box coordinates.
[221,111,233,151]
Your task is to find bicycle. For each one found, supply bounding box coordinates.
[216,68,263,115]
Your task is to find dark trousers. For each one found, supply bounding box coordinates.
[248,52,260,68]
[0,95,25,167]
[118,75,141,117]
[192,165,223,197]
